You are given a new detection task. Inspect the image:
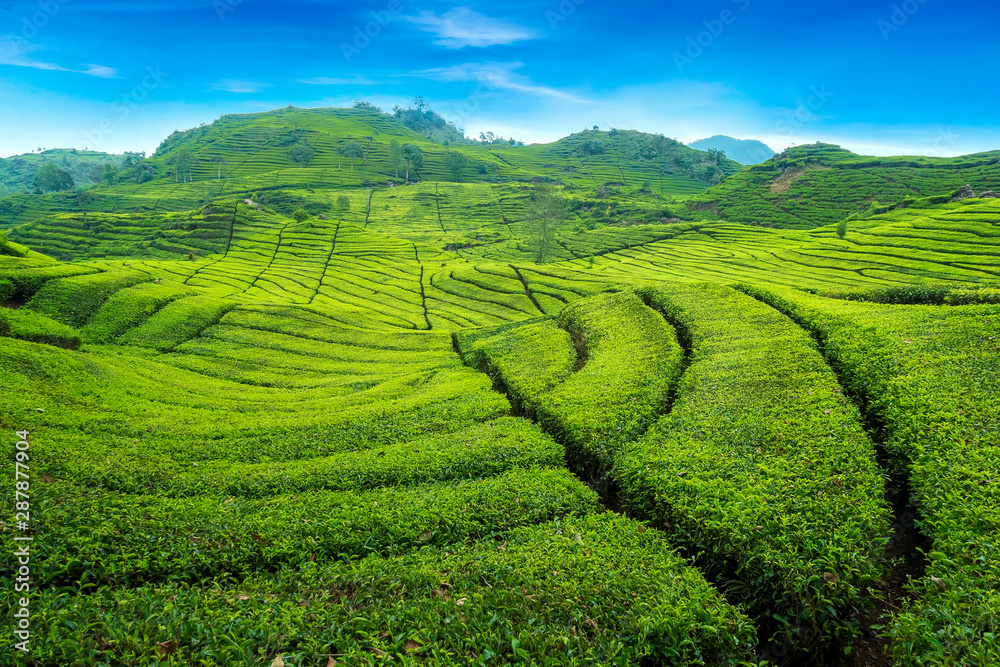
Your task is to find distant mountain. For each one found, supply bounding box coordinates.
[688,136,776,165]
[0,149,127,196]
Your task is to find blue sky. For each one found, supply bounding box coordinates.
[1,0,998,158]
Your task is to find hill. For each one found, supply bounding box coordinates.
[0,106,743,230]
[0,148,127,196]
[689,135,776,164]
[686,142,1000,228]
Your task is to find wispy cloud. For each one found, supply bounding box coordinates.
[415,62,589,103]
[0,39,118,77]
[404,8,542,48]
[214,79,268,93]
[301,75,377,86]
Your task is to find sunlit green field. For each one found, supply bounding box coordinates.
[1,111,999,666]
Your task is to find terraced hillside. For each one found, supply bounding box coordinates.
[2,110,1000,666]
[0,107,736,231]
[686,143,1000,229]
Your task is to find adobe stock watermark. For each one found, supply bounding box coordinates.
[673,0,751,73]
[776,85,834,139]
[2,0,71,57]
[340,0,403,63]
[545,0,586,31]
[78,66,168,151]
[213,0,242,21]
[924,127,959,157]
[878,0,929,40]
[442,75,502,137]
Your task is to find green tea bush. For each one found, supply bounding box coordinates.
[742,285,1000,665]
[536,291,685,479]
[26,268,151,327]
[12,514,756,666]
[0,307,81,348]
[116,294,233,350]
[25,467,600,587]
[456,316,576,414]
[79,417,565,497]
[80,281,194,343]
[616,283,891,650]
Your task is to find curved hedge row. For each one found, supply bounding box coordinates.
[742,284,1000,666]
[26,268,152,327]
[5,513,756,666]
[22,467,600,588]
[77,417,565,498]
[460,290,685,485]
[455,316,577,414]
[80,280,193,343]
[0,307,81,349]
[616,283,891,651]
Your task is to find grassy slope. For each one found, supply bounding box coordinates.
[686,142,1000,229]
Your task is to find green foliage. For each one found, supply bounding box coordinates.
[524,184,569,264]
[743,285,1000,665]
[444,149,469,182]
[288,142,316,168]
[687,142,1000,228]
[836,217,848,238]
[456,317,576,414]
[13,513,755,666]
[618,284,891,651]
[338,141,364,170]
[335,195,351,212]
[291,208,309,222]
[0,307,81,348]
[80,280,193,343]
[115,295,233,351]
[26,268,151,327]
[32,162,75,193]
[26,467,599,587]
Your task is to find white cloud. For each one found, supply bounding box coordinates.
[404,7,541,48]
[81,64,120,79]
[214,80,267,93]
[301,75,377,86]
[415,62,589,103]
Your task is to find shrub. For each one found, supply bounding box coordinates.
[617,283,891,651]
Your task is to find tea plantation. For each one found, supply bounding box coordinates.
[1,107,998,666]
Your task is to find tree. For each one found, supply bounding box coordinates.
[76,189,96,224]
[836,219,848,239]
[336,195,351,212]
[102,163,118,185]
[388,139,404,179]
[339,142,364,171]
[288,143,315,168]
[413,96,427,111]
[175,150,195,182]
[524,184,568,265]
[33,163,75,193]
[213,156,227,179]
[291,209,309,222]
[444,150,468,182]
[88,164,105,183]
[402,144,423,183]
